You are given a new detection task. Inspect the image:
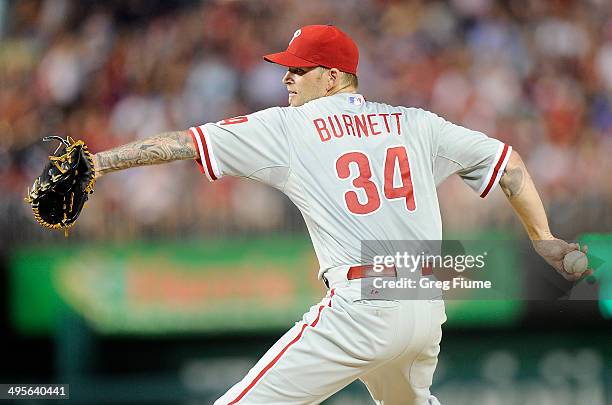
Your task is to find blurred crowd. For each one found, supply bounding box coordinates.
[1,0,611,244]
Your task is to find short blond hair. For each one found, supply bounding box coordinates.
[318,67,358,89]
[341,72,358,88]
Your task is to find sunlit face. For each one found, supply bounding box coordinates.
[282,66,328,107]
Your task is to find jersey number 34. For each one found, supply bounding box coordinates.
[335,146,416,215]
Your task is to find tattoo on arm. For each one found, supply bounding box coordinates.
[500,165,526,199]
[94,131,197,176]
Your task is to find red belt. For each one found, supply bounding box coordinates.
[347,264,433,279]
[347,264,397,279]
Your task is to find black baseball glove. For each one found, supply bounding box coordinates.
[25,136,96,235]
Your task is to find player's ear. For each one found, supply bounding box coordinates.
[327,68,341,91]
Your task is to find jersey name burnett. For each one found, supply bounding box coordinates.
[313,112,404,143]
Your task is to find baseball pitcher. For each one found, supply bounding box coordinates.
[27,25,591,404]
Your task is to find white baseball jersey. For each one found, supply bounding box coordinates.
[190,93,511,404]
[189,93,511,278]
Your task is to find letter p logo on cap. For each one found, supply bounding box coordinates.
[289,29,302,45]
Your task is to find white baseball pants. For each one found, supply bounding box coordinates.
[214,278,446,405]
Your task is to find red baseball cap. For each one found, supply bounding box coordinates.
[263,25,359,75]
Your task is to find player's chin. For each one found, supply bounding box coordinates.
[288,96,301,107]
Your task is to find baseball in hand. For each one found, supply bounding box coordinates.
[563,250,588,274]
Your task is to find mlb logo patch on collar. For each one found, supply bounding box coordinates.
[348,94,364,105]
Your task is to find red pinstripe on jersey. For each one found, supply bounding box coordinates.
[479,144,509,198]
[192,126,217,181]
[227,289,335,404]
[189,128,205,175]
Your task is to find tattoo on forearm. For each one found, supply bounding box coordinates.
[500,166,526,199]
[94,131,197,176]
